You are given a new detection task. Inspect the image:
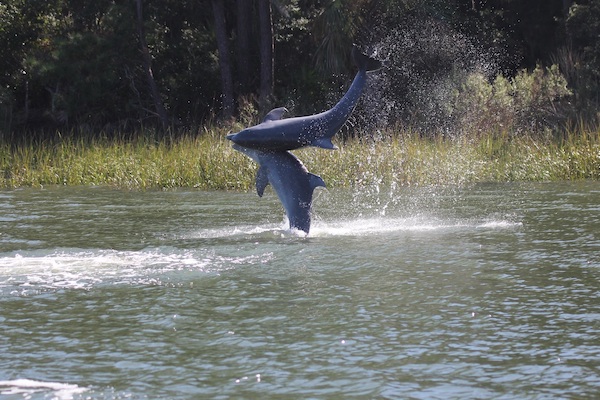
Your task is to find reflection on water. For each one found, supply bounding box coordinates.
[0,182,599,398]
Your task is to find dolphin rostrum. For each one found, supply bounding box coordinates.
[226,47,382,151]
[232,144,325,234]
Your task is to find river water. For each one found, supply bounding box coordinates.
[0,182,599,399]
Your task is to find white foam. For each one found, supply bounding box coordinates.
[0,245,279,295]
[184,216,521,239]
[0,217,520,294]
[187,219,309,240]
[309,216,521,237]
[477,220,523,229]
[0,379,87,399]
[0,248,219,295]
[190,223,283,239]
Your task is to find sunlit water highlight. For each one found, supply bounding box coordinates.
[0,182,599,398]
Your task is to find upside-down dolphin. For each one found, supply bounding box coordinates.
[226,47,382,151]
[232,144,325,234]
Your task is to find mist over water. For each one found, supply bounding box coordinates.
[282,14,507,139]
[352,17,507,136]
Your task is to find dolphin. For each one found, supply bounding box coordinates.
[226,47,382,151]
[232,144,325,234]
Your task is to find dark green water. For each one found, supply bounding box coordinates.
[0,182,599,399]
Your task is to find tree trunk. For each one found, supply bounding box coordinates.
[258,0,273,113]
[561,0,574,47]
[212,0,235,119]
[135,0,169,129]
[236,0,252,95]
[562,0,573,16]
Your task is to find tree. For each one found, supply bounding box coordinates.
[236,0,253,95]
[565,0,600,112]
[135,0,169,128]
[258,0,274,113]
[1,0,592,136]
[211,0,235,119]
[311,0,356,74]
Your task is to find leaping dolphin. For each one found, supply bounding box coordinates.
[232,144,325,234]
[226,47,382,151]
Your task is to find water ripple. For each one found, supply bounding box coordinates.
[0,183,599,398]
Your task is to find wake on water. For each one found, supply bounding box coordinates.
[0,379,88,398]
[0,214,521,296]
[309,216,521,237]
[182,214,521,239]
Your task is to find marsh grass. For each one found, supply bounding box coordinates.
[1,127,599,190]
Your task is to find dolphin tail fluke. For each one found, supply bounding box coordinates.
[352,46,382,72]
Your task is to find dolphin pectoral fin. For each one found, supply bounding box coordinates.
[312,138,338,150]
[309,173,326,190]
[262,107,288,122]
[256,166,270,197]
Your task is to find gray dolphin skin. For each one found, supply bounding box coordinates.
[226,47,382,151]
[232,144,325,234]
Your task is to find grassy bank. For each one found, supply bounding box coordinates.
[1,127,599,190]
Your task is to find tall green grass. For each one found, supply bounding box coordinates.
[0,128,253,190]
[1,127,599,190]
[298,128,600,186]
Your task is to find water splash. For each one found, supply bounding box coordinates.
[0,247,273,295]
[0,379,87,399]
[184,211,521,239]
[352,17,505,136]
[311,181,523,238]
[310,216,522,237]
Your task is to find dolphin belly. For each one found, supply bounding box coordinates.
[232,144,325,234]
[227,120,311,150]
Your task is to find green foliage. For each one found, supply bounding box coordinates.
[451,65,573,135]
[0,128,254,190]
[27,31,132,124]
[311,0,364,74]
[564,1,600,118]
[0,0,599,136]
[0,0,221,133]
[567,2,600,71]
[2,126,599,190]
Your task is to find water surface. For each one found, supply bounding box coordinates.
[1,182,599,398]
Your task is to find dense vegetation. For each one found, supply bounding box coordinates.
[0,1,599,189]
[1,0,599,135]
[2,128,599,189]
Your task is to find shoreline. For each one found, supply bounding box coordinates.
[1,129,599,190]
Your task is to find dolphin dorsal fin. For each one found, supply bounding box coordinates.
[312,137,338,150]
[256,166,270,197]
[262,107,288,122]
[309,173,326,190]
